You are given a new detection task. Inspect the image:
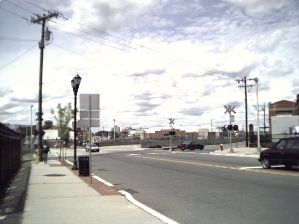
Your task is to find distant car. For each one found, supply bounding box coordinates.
[178,141,204,151]
[85,143,100,152]
[258,137,299,169]
[148,144,162,148]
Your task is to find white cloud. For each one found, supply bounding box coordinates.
[0,0,298,131]
[223,0,293,16]
[66,0,157,32]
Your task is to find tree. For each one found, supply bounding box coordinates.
[52,103,73,142]
[109,128,120,139]
[43,120,54,129]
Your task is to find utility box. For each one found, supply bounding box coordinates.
[78,156,89,176]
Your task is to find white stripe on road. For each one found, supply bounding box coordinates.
[92,174,114,187]
[127,153,141,156]
[210,152,259,158]
[119,190,180,224]
[238,166,263,170]
[239,165,286,170]
[92,173,180,224]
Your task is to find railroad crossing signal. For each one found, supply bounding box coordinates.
[169,118,175,128]
[224,105,236,114]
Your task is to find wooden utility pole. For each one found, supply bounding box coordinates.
[31,11,59,161]
[236,77,253,147]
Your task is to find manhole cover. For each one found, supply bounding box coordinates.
[44,174,66,177]
[98,168,109,171]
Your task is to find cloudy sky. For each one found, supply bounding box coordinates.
[0,0,298,132]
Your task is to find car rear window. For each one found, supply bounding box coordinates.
[286,138,299,150]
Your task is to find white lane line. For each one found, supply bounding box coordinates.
[239,166,263,170]
[238,165,285,170]
[92,174,179,224]
[210,152,259,158]
[127,153,141,156]
[91,174,114,187]
[119,190,180,224]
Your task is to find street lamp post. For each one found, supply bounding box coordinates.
[71,74,81,170]
[113,119,116,141]
[253,78,261,152]
[30,105,33,153]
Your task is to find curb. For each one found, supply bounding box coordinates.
[119,190,179,224]
[56,153,178,224]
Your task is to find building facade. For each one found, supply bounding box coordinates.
[268,94,299,135]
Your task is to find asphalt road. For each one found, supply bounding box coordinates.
[90,148,299,224]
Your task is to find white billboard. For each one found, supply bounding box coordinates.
[271,115,299,135]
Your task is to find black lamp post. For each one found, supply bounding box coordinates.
[71,74,81,170]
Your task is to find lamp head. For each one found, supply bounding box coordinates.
[71,74,82,94]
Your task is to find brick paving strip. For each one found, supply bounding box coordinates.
[57,160,120,196]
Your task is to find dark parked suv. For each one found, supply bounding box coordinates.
[178,141,204,151]
[258,137,299,169]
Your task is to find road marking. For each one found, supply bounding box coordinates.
[139,156,299,177]
[127,153,141,157]
[91,174,180,224]
[210,152,259,158]
[119,190,180,224]
[239,166,263,170]
[240,168,299,176]
[92,174,114,187]
[142,156,236,170]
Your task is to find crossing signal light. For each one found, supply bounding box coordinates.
[233,125,238,131]
[227,125,233,131]
[169,131,176,135]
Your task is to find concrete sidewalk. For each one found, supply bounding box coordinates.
[211,147,263,158]
[21,152,164,224]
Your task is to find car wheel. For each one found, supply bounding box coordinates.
[262,158,271,169]
[181,148,185,151]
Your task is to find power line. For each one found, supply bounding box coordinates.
[49,25,132,52]
[0,44,36,70]
[5,0,215,75]
[0,36,38,42]
[48,20,137,51]
[3,0,36,14]
[20,0,210,72]
[21,0,48,12]
[0,6,30,21]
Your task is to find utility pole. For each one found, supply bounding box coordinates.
[31,11,59,161]
[261,103,268,134]
[236,77,253,147]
